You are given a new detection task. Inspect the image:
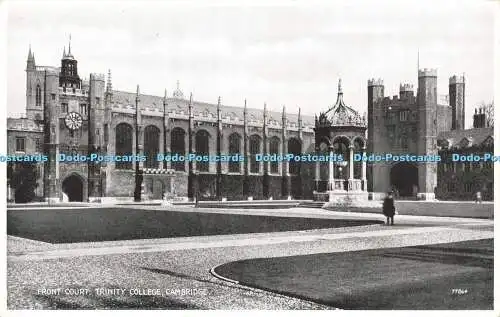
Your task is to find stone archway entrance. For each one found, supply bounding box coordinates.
[62,174,84,202]
[390,162,418,198]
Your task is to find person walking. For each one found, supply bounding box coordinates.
[383,191,396,225]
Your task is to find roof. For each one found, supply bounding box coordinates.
[111,90,315,127]
[437,127,493,149]
[318,79,366,128]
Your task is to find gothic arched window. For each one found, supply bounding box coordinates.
[144,125,160,168]
[353,138,364,179]
[171,128,186,171]
[228,133,241,173]
[35,85,41,107]
[115,123,133,170]
[249,135,261,174]
[195,130,210,172]
[269,137,280,174]
[288,138,302,175]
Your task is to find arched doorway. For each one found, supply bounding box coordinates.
[62,174,84,202]
[390,162,418,198]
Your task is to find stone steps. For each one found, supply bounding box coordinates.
[298,201,326,209]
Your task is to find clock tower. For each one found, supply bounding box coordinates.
[59,37,81,90]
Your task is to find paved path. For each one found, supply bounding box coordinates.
[7,206,494,309]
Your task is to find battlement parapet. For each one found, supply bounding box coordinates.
[7,118,44,132]
[90,73,105,81]
[418,68,437,77]
[438,94,450,106]
[59,87,89,97]
[449,75,465,84]
[399,83,413,92]
[36,66,60,74]
[109,103,315,131]
[368,78,384,86]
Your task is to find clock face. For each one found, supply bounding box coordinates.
[64,112,83,130]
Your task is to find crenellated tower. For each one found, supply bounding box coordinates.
[449,75,465,130]
[417,68,438,200]
[367,78,385,193]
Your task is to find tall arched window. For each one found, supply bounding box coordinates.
[171,128,186,171]
[353,138,364,179]
[195,130,210,172]
[249,135,261,174]
[269,137,280,174]
[115,123,133,170]
[288,138,302,175]
[35,85,41,107]
[332,137,349,179]
[228,133,241,173]
[144,125,160,168]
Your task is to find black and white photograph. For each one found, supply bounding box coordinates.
[1,0,496,313]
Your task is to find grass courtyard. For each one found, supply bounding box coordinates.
[7,207,383,243]
[214,238,493,310]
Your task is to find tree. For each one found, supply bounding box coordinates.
[8,162,39,203]
[482,101,494,128]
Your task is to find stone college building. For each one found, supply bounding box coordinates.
[6,42,493,203]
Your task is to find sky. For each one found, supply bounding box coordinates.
[6,0,495,128]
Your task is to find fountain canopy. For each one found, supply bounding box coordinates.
[316,79,367,128]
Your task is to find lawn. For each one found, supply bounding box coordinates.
[7,207,382,243]
[214,239,493,310]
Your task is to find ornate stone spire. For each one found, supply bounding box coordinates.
[68,34,72,55]
[27,44,35,70]
[173,80,184,99]
[217,96,222,121]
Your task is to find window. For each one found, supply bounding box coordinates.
[51,94,56,101]
[401,135,408,149]
[115,123,133,170]
[387,125,396,145]
[96,97,101,105]
[61,103,68,113]
[228,133,241,173]
[104,124,109,143]
[144,126,160,168]
[80,104,87,115]
[171,128,186,171]
[35,85,42,107]
[16,137,26,152]
[35,138,41,152]
[288,138,302,175]
[400,110,409,121]
[249,135,261,173]
[195,130,210,172]
[269,137,280,174]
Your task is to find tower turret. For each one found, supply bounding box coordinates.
[399,83,414,99]
[417,68,438,200]
[367,78,385,193]
[449,75,465,130]
[59,36,81,89]
[26,45,36,71]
